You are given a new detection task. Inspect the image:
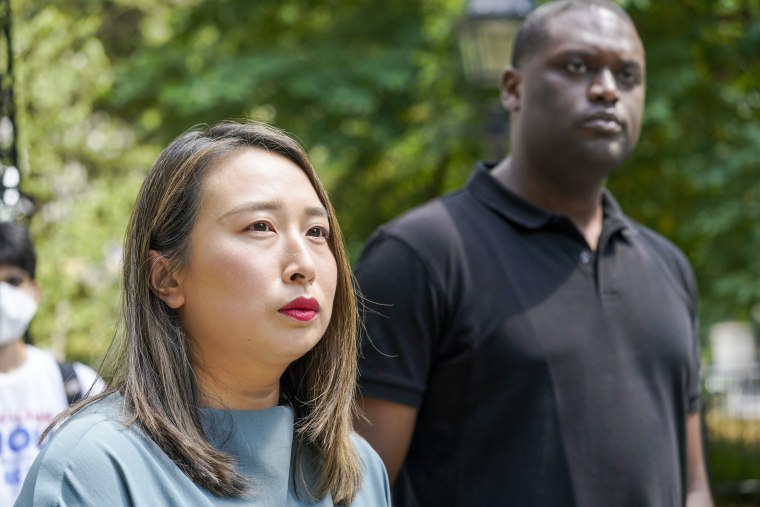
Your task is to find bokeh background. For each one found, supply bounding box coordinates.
[2,0,758,503]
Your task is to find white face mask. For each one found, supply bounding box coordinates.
[0,281,38,345]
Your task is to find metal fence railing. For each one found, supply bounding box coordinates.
[703,364,760,503]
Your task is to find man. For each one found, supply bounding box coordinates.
[353,1,713,505]
[0,222,104,505]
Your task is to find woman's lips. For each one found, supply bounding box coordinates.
[279,297,320,321]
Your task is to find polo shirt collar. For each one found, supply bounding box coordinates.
[468,162,553,230]
[600,190,639,240]
[468,162,638,240]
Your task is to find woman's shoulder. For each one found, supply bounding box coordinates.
[46,393,129,445]
[350,432,381,465]
[350,433,392,506]
[15,394,179,506]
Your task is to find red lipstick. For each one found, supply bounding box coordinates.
[278,297,320,321]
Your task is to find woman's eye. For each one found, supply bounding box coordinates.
[307,226,330,238]
[249,222,272,232]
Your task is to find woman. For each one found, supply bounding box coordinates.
[0,222,102,506]
[16,122,391,505]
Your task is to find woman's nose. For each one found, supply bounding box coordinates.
[282,238,317,284]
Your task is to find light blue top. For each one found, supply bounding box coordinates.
[14,394,391,506]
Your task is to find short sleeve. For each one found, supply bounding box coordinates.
[355,230,444,408]
[680,257,702,414]
[658,236,702,415]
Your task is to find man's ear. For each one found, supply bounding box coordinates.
[148,250,185,309]
[500,66,522,113]
[30,281,41,304]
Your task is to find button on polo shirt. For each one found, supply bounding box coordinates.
[356,163,701,506]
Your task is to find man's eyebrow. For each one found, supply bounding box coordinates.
[554,48,643,62]
[218,200,281,221]
[621,59,643,69]
[552,48,594,57]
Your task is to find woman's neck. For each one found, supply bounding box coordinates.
[194,365,282,410]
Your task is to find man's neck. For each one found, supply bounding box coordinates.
[0,339,28,373]
[492,157,606,250]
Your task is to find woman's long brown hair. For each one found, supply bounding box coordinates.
[44,121,363,503]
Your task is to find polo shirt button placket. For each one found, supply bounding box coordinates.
[579,249,593,265]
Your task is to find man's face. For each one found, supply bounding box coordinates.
[508,6,646,172]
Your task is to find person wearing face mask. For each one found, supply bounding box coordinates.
[0,221,103,506]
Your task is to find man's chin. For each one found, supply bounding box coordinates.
[582,139,633,170]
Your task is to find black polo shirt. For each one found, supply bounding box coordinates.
[355,163,701,507]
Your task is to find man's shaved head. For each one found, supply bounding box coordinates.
[511,0,635,68]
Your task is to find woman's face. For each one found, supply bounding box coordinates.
[173,148,338,374]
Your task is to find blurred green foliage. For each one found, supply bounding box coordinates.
[612,0,760,331]
[7,0,759,369]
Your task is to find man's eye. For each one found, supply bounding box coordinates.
[618,67,640,84]
[3,276,23,286]
[307,226,330,238]
[249,222,272,232]
[565,60,587,74]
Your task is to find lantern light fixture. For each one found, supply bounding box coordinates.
[458,0,533,88]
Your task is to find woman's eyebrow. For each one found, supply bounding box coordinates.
[304,206,329,218]
[218,200,281,221]
[217,202,329,221]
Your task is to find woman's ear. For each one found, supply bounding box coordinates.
[148,250,185,309]
[500,66,522,112]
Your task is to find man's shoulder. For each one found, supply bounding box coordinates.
[629,220,692,267]
[370,189,469,255]
[24,345,57,366]
[625,219,697,294]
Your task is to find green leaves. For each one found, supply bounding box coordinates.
[11,0,760,362]
[611,0,760,327]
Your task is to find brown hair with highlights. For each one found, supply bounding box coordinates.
[45,121,362,503]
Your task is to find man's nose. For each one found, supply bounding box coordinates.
[589,68,620,105]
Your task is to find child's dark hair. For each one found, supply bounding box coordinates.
[0,221,36,278]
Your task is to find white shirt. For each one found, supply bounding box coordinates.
[0,345,103,505]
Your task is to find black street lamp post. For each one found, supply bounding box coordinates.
[457,0,533,159]
[458,0,533,88]
[0,0,31,222]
